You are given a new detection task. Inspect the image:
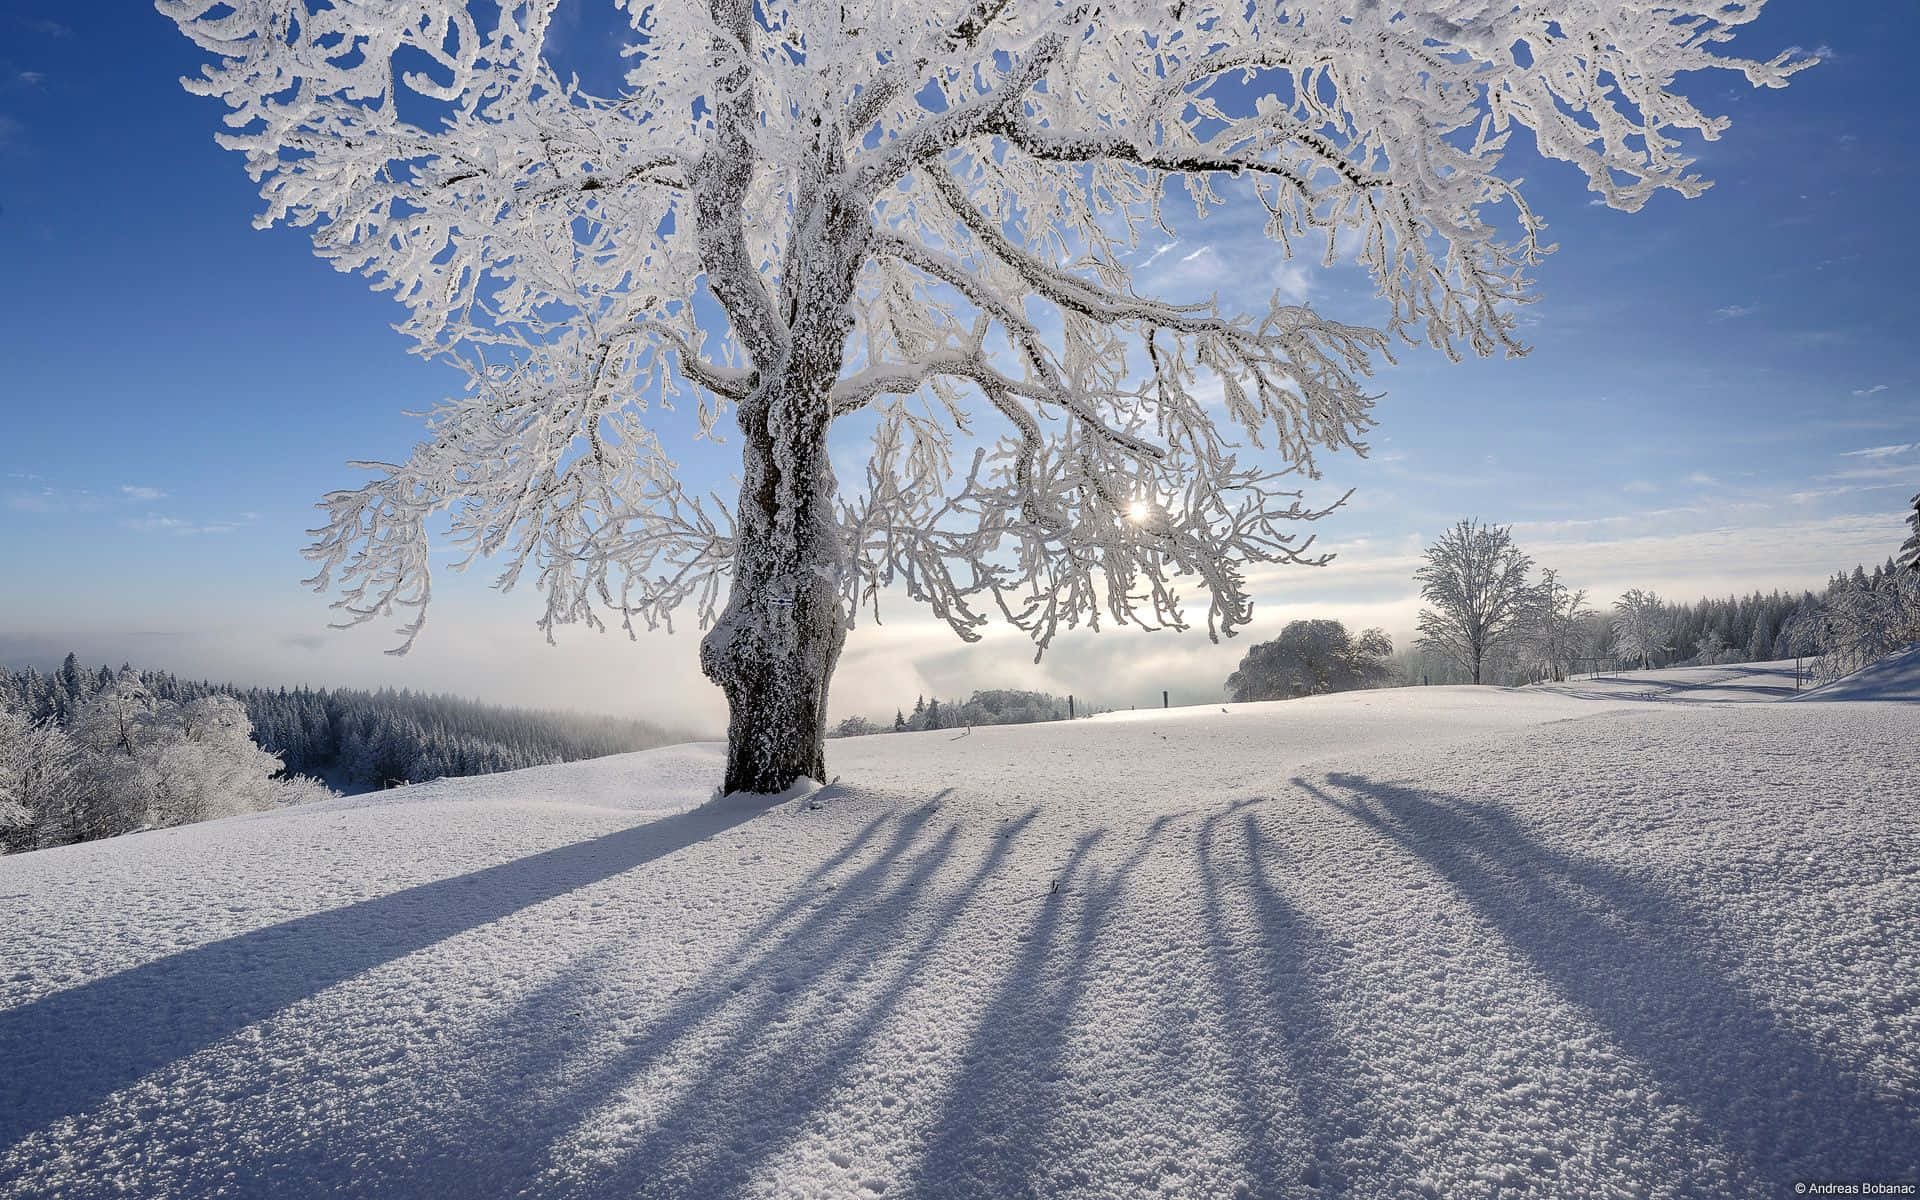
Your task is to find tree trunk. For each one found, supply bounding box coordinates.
[695,135,868,796]
[700,368,847,795]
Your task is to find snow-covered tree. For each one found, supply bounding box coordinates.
[1415,520,1535,685]
[1520,567,1593,682]
[1611,588,1670,670]
[1901,492,1920,574]
[144,697,288,826]
[1226,619,1392,701]
[1694,629,1729,664]
[0,702,83,848]
[72,675,159,759]
[163,0,1808,793]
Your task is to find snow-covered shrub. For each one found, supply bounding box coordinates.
[1228,620,1394,700]
[0,703,83,852]
[142,697,288,826]
[267,773,339,807]
[1809,567,1920,680]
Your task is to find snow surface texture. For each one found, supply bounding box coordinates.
[2,664,1915,1198]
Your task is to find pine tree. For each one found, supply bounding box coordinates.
[1901,492,1920,573]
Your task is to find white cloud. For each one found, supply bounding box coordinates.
[123,515,244,535]
[1136,241,1177,269]
[1621,480,1659,494]
[1782,43,1837,63]
[1684,472,1717,486]
[1851,384,1889,397]
[1711,304,1758,321]
[1270,260,1313,303]
[1840,443,1914,459]
[119,484,169,501]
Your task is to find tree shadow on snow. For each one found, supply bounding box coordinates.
[1306,771,1918,1182]
[525,807,1045,1199]
[230,799,1045,1198]
[900,819,1168,1198]
[1550,665,1801,704]
[0,792,787,1149]
[1193,802,1408,1197]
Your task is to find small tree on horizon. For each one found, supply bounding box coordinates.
[1414,520,1536,685]
[1521,567,1594,682]
[163,0,1809,794]
[1226,620,1392,701]
[1611,589,1670,670]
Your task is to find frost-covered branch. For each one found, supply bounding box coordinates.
[163,0,1807,683]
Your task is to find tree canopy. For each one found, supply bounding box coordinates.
[163,0,1808,790]
[1226,619,1393,702]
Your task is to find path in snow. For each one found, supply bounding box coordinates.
[1,667,1915,1198]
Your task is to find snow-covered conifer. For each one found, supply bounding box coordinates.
[162,0,1809,792]
[1901,492,1920,573]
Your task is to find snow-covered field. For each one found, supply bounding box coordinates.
[3,658,1916,1198]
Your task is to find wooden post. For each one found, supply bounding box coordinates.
[1068,694,1075,720]
[1162,689,1168,709]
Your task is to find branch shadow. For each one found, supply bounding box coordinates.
[1551,665,1802,704]
[901,818,1168,1198]
[530,808,1043,1199]
[1193,803,1406,1196]
[1305,771,1918,1181]
[0,794,784,1148]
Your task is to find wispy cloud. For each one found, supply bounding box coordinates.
[20,17,71,37]
[119,484,168,501]
[1851,384,1888,397]
[1840,443,1914,459]
[1782,43,1837,63]
[1684,472,1718,486]
[1270,260,1312,304]
[1136,241,1177,269]
[121,514,249,536]
[5,486,111,514]
[1621,480,1659,494]
[1711,304,1758,321]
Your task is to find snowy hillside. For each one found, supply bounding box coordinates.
[2,665,1915,1198]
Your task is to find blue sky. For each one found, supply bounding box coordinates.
[1,3,1915,729]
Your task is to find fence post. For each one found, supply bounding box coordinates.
[1162,689,1168,709]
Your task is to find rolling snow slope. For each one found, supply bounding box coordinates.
[1,666,1915,1199]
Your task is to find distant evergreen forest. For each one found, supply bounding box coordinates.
[0,655,688,794]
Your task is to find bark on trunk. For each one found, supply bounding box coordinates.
[700,370,847,795]
[695,129,869,796]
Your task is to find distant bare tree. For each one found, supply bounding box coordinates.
[1414,520,1534,684]
[1521,567,1594,681]
[1611,588,1670,670]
